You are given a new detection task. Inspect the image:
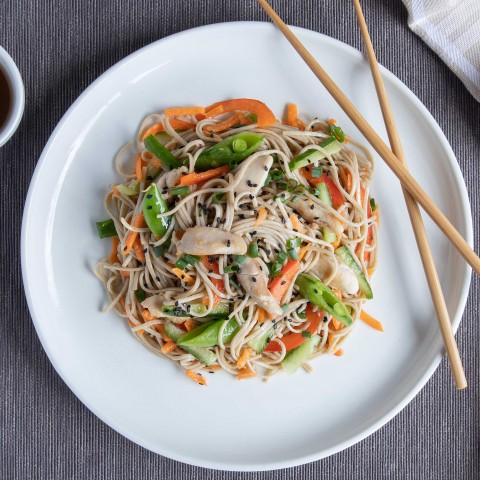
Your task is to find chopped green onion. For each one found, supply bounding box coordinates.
[286,178,298,192]
[293,184,306,195]
[270,169,284,181]
[297,309,307,319]
[96,219,117,239]
[269,261,283,278]
[183,254,201,266]
[171,186,189,196]
[302,331,312,338]
[232,138,248,153]
[135,289,146,302]
[370,197,377,212]
[175,258,189,270]
[212,192,226,204]
[281,304,289,311]
[277,251,288,265]
[224,265,239,273]
[277,182,288,190]
[287,238,301,249]
[311,167,323,178]
[235,255,247,265]
[329,124,345,143]
[248,242,259,258]
[288,248,299,260]
[264,174,272,186]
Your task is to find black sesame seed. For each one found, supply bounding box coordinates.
[293,228,298,232]
[183,282,189,287]
[281,280,286,285]
[143,248,147,253]
[239,214,245,219]
[227,240,231,247]
[175,301,179,306]
[323,317,328,323]
[156,277,160,281]
[281,218,286,224]
[249,194,254,200]
[147,175,153,181]
[310,204,315,210]
[252,183,258,188]
[251,230,257,235]
[181,274,185,279]
[247,180,253,187]
[305,167,310,172]
[252,277,257,282]
[208,269,213,274]
[264,166,268,171]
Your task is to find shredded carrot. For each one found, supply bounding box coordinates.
[120,270,130,278]
[255,206,268,226]
[236,347,253,369]
[204,104,224,118]
[161,341,177,354]
[184,319,196,332]
[346,172,353,191]
[109,237,120,264]
[195,113,206,121]
[122,213,145,255]
[127,318,144,335]
[367,267,375,277]
[327,332,334,347]
[296,117,306,131]
[179,165,229,186]
[237,366,256,380]
[135,154,143,181]
[285,103,298,127]
[298,242,312,262]
[201,256,224,307]
[332,289,342,300]
[327,118,337,125]
[142,119,195,139]
[203,364,221,371]
[331,239,341,250]
[185,369,207,385]
[289,213,305,233]
[113,186,120,197]
[257,308,267,324]
[268,260,300,313]
[335,348,344,356]
[165,106,206,117]
[132,237,145,262]
[172,267,195,287]
[205,98,276,128]
[203,112,252,134]
[330,317,344,331]
[360,310,384,332]
[141,309,155,321]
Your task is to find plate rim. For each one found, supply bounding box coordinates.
[21,21,473,471]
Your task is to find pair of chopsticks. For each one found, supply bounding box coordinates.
[257,0,470,389]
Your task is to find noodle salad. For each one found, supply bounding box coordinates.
[94,99,381,385]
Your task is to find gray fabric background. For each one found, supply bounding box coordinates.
[1,0,479,478]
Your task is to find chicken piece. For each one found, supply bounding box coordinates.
[177,226,247,256]
[237,258,283,317]
[312,255,359,295]
[291,197,343,235]
[233,154,273,196]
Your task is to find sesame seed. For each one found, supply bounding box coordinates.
[247,180,253,187]
[252,183,258,188]
[249,194,254,199]
[264,166,268,171]
[310,204,315,210]
[147,175,153,180]
[227,240,231,247]
[252,277,257,282]
[239,214,245,219]
[281,280,286,285]
[251,230,257,235]
[281,218,286,224]
[305,167,310,172]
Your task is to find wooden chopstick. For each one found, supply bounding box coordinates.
[256,0,480,277]
[352,0,466,389]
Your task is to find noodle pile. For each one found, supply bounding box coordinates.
[94,101,379,384]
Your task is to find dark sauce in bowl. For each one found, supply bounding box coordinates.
[0,67,12,130]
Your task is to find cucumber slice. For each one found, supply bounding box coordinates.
[288,139,342,171]
[316,182,332,206]
[282,334,321,374]
[248,326,275,354]
[335,246,373,299]
[162,302,230,318]
[164,323,216,366]
[322,228,337,243]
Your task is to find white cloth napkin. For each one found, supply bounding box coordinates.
[402,0,480,101]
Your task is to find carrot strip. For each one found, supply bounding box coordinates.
[237,366,256,380]
[327,118,337,125]
[255,206,268,226]
[120,270,130,278]
[330,316,344,331]
[205,98,276,128]
[296,118,306,131]
[184,319,196,332]
[346,172,353,191]
[268,260,300,311]
[367,267,375,277]
[109,237,120,264]
[285,103,298,127]
[141,309,155,321]
[203,112,251,134]
[122,214,145,255]
[298,242,312,262]
[201,256,224,306]
[135,154,143,181]
[360,310,384,332]
[161,341,177,354]
[236,347,253,369]
[165,106,206,117]
[204,104,225,118]
[132,237,145,262]
[185,369,207,385]
[335,348,344,356]
[172,267,195,287]
[142,119,196,139]
[257,308,267,324]
[289,213,305,233]
[179,165,229,186]
[113,186,120,197]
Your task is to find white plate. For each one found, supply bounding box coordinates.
[21,22,472,471]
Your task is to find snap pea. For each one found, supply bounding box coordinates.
[95,219,117,238]
[178,318,239,347]
[144,134,181,170]
[142,183,171,237]
[295,273,352,326]
[195,132,264,171]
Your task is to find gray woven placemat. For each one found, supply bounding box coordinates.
[1,1,479,478]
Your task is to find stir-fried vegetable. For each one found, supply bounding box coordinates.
[288,138,342,171]
[96,219,117,239]
[195,132,264,171]
[178,318,239,347]
[295,273,352,326]
[142,183,171,238]
[144,134,181,169]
